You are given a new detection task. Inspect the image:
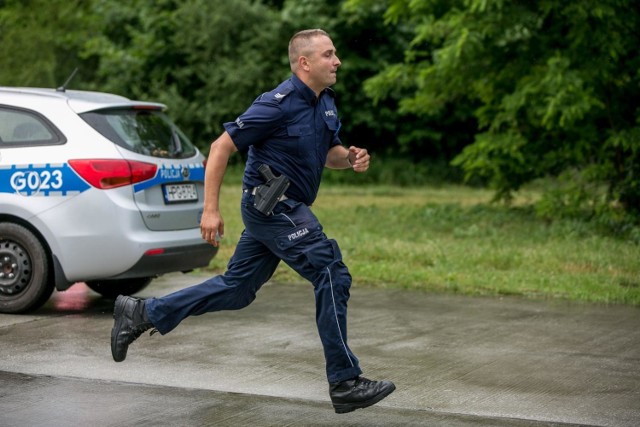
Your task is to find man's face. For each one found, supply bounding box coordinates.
[305,35,341,89]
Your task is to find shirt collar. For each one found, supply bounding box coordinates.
[291,74,321,106]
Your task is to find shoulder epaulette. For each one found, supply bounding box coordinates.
[255,81,294,104]
[272,86,294,103]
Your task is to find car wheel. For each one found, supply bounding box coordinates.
[86,277,153,299]
[0,223,53,314]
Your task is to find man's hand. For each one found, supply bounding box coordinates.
[200,210,224,247]
[348,146,370,172]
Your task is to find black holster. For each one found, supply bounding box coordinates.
[253,164,290,215]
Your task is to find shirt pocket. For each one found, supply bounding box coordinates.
[287,124,313,156]
[322,116,341,146]
[323,116,338,132]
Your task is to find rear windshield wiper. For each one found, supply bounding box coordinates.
[170,128,183,157]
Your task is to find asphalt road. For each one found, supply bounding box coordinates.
[1,272,639,426]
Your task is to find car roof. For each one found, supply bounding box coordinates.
[0,87,166,114]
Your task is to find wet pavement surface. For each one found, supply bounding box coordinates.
[0,272,639,426]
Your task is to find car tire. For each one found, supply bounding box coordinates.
[86,277,153,299]
[0,222,54,314]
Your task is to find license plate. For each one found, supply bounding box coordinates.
[162,183,198,203]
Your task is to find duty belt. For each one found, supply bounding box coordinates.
[244,187,289,202]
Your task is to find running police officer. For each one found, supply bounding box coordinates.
[111,28,395,414]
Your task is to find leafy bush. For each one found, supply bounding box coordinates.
[534,170,640,242]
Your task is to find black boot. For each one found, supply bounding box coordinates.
[329,376,396,414]
[111,295,154,362]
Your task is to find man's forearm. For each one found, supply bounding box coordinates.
[203,132,237,213]
[325,145,352,169]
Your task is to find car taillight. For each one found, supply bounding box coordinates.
[69,159,157,189]
[144,248,165,256]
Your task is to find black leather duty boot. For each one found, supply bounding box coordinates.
[329,376,396,413]
[111,295,154,362]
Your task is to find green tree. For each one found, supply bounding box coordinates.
[0,0,97,87]
[81,0,284,149]
[344,0,640,219]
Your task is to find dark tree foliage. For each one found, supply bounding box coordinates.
[0,0,97,87]
[79,0,285,149]
[345,0,640,220]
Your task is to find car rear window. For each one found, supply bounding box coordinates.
[80,108,197,159]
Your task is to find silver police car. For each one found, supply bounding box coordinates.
[0,87,217,313]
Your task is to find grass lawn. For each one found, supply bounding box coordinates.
[204,177,640,306]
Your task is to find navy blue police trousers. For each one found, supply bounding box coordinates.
[145,191,363,384]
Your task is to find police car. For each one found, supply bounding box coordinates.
[0,86,217,313]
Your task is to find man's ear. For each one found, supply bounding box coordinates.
[298,56,310,72]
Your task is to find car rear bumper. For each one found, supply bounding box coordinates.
[106,243,218,280]
[53,243,217,291]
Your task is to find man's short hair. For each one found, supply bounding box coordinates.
[288,29,330,71]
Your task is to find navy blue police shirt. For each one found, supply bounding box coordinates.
[223,74,342,206]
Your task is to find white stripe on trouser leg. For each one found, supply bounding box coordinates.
[327,266,355,367]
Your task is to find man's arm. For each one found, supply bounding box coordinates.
[326,145,370,172]
[200,131,238,247]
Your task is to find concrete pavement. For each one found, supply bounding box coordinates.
[0,272,638,426]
